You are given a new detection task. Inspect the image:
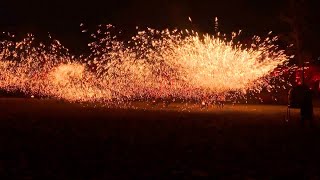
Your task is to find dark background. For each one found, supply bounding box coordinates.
[0,0,319,57]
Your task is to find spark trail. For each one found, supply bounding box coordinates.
[0,25,292,105]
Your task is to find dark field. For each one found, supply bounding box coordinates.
[1,98,320,179]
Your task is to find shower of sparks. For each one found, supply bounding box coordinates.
[0,25,293,106]
[214,17,219,33]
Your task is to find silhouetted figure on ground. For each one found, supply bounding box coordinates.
[216,95,225,109]
[300,85,313,127]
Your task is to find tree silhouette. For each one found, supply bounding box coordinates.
[280,0,309,83]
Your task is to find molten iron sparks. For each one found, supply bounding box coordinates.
[0,25,292,105]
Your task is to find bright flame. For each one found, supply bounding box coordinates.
[0,25,292,105]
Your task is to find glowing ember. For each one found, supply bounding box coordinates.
[0,24,292,105]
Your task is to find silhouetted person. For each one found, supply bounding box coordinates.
[288,86,303,109]
[300,85,313,126]
[215,94,225,109]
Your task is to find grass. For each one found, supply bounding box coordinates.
[0,98,320,179]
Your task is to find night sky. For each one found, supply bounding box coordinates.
[0,0,319,57]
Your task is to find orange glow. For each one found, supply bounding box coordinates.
[0,25,292,105]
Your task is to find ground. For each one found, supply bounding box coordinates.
[1,98,320,179]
